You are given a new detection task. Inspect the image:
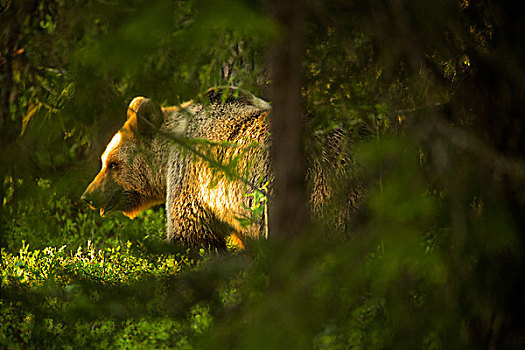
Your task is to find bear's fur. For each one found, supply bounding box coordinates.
[82,88,272,249]
[82,87,359,249]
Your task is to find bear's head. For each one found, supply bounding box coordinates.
[81,97,166,218]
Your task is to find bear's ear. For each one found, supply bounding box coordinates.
[127,97,163,135]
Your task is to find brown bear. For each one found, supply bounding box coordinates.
[82,87,359,249]
[81,88,271,249]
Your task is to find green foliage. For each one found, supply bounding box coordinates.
[236,180,268,231]
[1,239,201,348]
[1,0,524,348]
[2,175,166,251]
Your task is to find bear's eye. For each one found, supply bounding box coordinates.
[108,162,119,170]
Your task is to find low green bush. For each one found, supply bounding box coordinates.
[0,239,208,349]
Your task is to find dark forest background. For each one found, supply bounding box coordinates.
[1,0,524,348]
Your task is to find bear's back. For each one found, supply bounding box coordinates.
[190,88,271,143]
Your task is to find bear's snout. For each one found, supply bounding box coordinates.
[80,189,97,210]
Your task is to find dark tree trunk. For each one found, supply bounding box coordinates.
[268,1,308,239]
[453,2,525,347]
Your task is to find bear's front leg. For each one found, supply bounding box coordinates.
[166,190,231,250]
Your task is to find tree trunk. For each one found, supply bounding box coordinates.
[268,1,308,239]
